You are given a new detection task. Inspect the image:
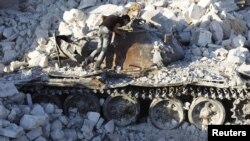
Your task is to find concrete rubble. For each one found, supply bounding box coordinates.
[0,0,250,141]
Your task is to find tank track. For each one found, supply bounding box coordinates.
[18,82,250,128]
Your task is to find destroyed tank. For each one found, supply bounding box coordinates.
[6,20,250,131]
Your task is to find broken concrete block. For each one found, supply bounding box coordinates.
[63,129,77,141]
[227,47,249,64]
[197,0,212,8]
[232,34,246,48]
[104,120,115,133]
[30,104,46,116]
[78,0,97,9]
[63,9,86,24]
[96,118,104,129]
[26,127,43,140]
[87,112,100,125]
[0,123,24,138]
[9,61,26,72]
[186,3,205,21]
[19,115,48,130]
[209,21,223,43]
[27,50,48,68]
[44,103,55,114]
[58,22,72,36]
[0,82,19,98]
[50,129,64,140]
[178,32,191,44]
[81,119,95,133]
[3,27,14,38]
[221,39,231,47]
[3,50,17,64]
[35,26,49,39]
[192,29,212,46]
[0,105,10,119]
[51,120,63,131]
[191,46,202,56]
[214,0,239,12]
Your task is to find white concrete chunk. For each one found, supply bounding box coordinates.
[7,109,17,122]
[59,116,68,125]
[96,118,104,129]
[3,50,17,64]
[30,104,46,116]
[232,35,246,48]
[0,105,10,120]
[0,82,18,98]
[44,103,55,114]
[104,120,115,133]
[197,0,212,8]
[27,50,48,68]
[192,29,212,46]
[26,127,43,140]
[51,120,63,131]
[19,115,48,130]
[9,61,26,72]
[209,21,223,43]
[3,27,14,38]
[191,47,202,56]
[63,129,77,141]
[87,112,100,124]
[63,9,86,24]
[81,119,95,133]
[214,1,239,12]
[58,22,72,36]
[0,123,24,138]
[227,47,249,65]
[221,39,231,47]
[0,119,10,127]
[186,3,205,21]
[50,129,64,140]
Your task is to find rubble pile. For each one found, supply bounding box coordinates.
[0,83,207,141]
[0,0,250,140]
[0,0,249,75]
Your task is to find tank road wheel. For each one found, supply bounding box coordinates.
[63,93,100,115]
[32,94,62,108]
[149,98,185,130]
[231,96,250,124]
[188,97,225,130]
[103,94,140,126]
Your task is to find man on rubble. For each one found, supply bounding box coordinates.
[83,14,131,70]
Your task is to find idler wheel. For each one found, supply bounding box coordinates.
[63,93,100,115]
[103,94,140,126]
[188,97,225,130]
[149,98,185,129]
